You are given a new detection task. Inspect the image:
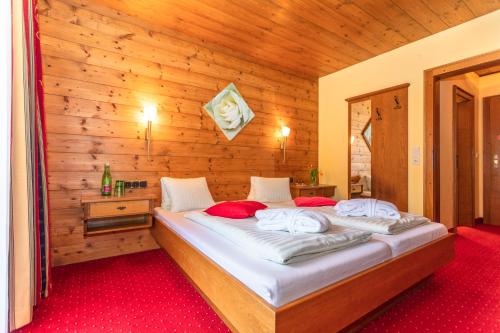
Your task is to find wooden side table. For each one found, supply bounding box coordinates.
[290,184,336,198]
[81,194,158,236]
[351,184,363,194]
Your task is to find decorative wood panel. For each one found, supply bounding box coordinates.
[40,0,500,78]
[39,0,319,266]
[371,86,409,212]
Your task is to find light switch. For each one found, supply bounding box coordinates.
[412,146,420,166]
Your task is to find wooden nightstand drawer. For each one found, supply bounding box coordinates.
[290,184,336,198]
[301,189,319,197]
[351,184,363,194]
[88,200,150,218]
[323,187,336,197]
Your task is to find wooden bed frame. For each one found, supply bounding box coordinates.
[152,219,454,333]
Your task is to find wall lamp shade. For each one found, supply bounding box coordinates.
[280,126,290,162]
[144,104,157,161]
[144,104,157,122]
[281,126,290,137]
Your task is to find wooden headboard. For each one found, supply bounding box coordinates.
[39,0,318,265]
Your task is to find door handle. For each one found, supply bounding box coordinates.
[116,206,127,210]
[494,154,499,169]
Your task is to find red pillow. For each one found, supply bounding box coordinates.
[205,201,268,219]
[294,196,337,207]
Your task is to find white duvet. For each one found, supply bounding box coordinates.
[184,211,371,264]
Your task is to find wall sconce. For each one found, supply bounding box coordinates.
[280,126,290,162]
[144,104,157,161]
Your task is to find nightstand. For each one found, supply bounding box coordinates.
[81,194,158,236]
[290,184,336,198]
[351,184,363,194]
[350,184,363,198]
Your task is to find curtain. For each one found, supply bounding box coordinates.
[0,0,13,332]
[10,0,51,329]
[24,0,51,301]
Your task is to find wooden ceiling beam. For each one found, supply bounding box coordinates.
[282,0,406,53]
[352,0,430,40]
[49,0,500,78]
[238,0,373,63]
[421,0,475,27]
[393,0,450,33]
[464,0,500,16]
[171,0,345,71]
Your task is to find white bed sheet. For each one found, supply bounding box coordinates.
[154,207,392,307]
[372,222,448,257]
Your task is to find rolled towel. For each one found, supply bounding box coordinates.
[256,208,329,234]
[334,199,401,219]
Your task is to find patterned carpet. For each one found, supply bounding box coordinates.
[17,225,499,332]
[361,224,500,332]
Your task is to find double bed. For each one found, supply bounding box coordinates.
[151,202,454,333]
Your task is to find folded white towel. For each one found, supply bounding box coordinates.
[334,199,401,219]
[255,208,329,234]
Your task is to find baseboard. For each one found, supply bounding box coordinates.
[475,217,484,225]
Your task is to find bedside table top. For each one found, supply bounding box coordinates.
[81,193,158,204]
[290,184,336,190]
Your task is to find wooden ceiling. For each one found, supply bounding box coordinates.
[60,0,500,78]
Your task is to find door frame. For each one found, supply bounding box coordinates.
[452,85,475,227]
[483,94,500,225]
[346,83,409,200]
[424,49,500,221]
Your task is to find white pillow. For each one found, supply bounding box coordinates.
[161,177,215,212]
[160,177,171,210]
[247,176,292,202]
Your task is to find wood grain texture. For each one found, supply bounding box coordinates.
[38,0,500,78]
[371,86,409,211]
[454,86,475,227]
[40,0,318,266]
[483,95,500,226]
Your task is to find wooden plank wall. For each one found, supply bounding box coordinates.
[38,0,318,266]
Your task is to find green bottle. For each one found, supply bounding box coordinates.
[101,162,112,196]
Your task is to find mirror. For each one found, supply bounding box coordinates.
[350,99,371,198]
[361,120,372,151]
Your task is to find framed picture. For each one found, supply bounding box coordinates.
[203,83,255,141]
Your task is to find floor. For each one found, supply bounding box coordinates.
[17,225,499,332]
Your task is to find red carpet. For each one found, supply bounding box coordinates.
[362,224,500,333]
[17,250,230,333]
[17,225,499,332]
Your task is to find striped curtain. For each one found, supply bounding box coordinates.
[26,0,51,301]
[10,0,51,328]
[23,0,51,301]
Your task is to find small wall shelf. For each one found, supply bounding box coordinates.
[81,194,158,236]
